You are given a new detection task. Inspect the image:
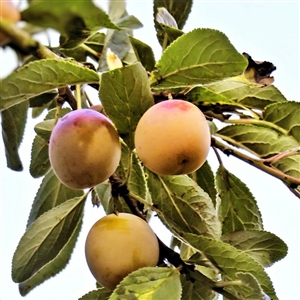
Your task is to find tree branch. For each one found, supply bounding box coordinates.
[212,136,300,197]
[0,19,59,60]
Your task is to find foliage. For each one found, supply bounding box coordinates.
[0,0,299,299]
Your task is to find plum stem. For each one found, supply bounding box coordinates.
[109,173,146,220]
[75,84,82,110]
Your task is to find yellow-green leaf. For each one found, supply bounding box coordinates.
[110,267,181,300]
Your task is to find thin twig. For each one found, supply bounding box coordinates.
[109,173,146,219]
[57,87,77,110]
[212,136,300,197]
[263,147,300,164]
[0,18,59,60]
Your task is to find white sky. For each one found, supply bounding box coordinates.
[1,1,299,300]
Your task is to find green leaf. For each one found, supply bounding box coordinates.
[216,124,299,158]
[146,171,221,239]
[154,0,193,30]
[225,272,267,300]
[94,180,113,214]
[187,85,236,106]
[155,7,178,28]
[0,59,99,110]
[98,30,133,71]
[1,101,28,171]
[30,107,71,178]
[222,230,288,267]
[129,36,156,72]
[34,119,55,140]
[22,0,119,38]
[273,155,300,179]
[12,195,86,282]
[107,0,126,22]
[60,32,105,62]
[29,135,50,178]
[117,143,147,201]
[154,7,183,48]
[149,28,247,89]
[109,267,181,300]
[45,107,72,120]
[157,23,185,45]
[128,152,147,200]
[191,161,217,206]
[264,101,300,142]
[18,217,82,296]
[180,274,217,300]
[116,15,143,30]
[193,80,287,109]
[79,288,112,300]
[215,165,263,235]
[99,62,154,149]
[29,90,58,107]
[182,233,278,299]
[27,169,84,229]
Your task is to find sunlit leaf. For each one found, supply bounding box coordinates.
[1,101,28,170]
[146,171,221,239]
[27,169,84,228]
[222,230,288,267]
[109,267,181,300]
[0,59,99,110]
[99,62,154,149]
[149,28,247,89]
[216,165,263,234]
[12,195,86,282]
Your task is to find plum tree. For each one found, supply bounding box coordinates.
[85,213,159,290]
[1,1,299,300]
[134,99,211,175]
[49,109,121,189]
[0,0,20,46]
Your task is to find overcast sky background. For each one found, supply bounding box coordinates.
[1,1,299,299]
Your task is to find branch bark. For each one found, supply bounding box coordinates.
[212,136,300,198]
[0,19,59,60]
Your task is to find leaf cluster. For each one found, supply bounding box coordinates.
[0,0,299,299]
